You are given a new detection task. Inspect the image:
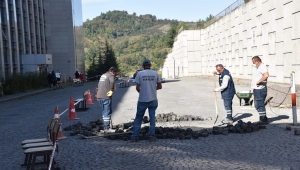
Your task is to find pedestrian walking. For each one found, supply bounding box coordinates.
[51,70,57,87]
[96,67,117,131]
[75,70,80,79]
[131,59,162,142]
[251,56,269,124]
[55,70,61,81]
[47,72,53,88]
[213,64,236,124]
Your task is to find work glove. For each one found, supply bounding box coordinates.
[107,90,113,97]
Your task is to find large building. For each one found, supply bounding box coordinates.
[0,0,84,82]
[162,0,300,85]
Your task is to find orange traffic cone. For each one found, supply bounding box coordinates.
[94,87,98,101]
[53,106,66,140]
[69,96,79,120]
[87,89,94,105]
[54,106,61,122]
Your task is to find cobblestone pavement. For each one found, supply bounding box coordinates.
[0,76,300,170]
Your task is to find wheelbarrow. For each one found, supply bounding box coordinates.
[236,90,253,106]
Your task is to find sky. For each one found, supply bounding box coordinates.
[82,0,238,22]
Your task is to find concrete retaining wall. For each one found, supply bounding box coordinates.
[162,0,300,84]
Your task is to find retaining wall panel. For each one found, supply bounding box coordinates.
[252,46,258,57]
[255,35,262,53]
[246,38,252,56]
[274,1,284,20]
[187,52,194,62]
[238,56,244,76]
[256,15,262,36]
[194,51,201,62]
[242,48,248,65]
[268,9,276,33]
[262,23,269,45]
[292,39,300,65]
[187,41,194,52]
[194,30,201,40]
[261,0,270,24]
[283,27,293,53]
[291,0,300,14]
[275,18,284,43]
[292,39,300,63]
[194,41,201,51]
[283,2,293,29]
[186,31,194,41]
[275,42,284,65]
[283,53,293,84]
[183,47,188,57]
[255,0,263,17]
[292,12,300,39]
[269,32,276,55]
[182,35,187,47]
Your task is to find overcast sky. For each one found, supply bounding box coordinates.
[82,0,238,22]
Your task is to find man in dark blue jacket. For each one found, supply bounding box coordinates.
[213,64,236,124]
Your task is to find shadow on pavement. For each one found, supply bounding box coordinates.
[233,113,253,121]
[163,79,181,83]
[269,115,289,123]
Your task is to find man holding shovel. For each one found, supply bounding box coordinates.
[213,64,236,124]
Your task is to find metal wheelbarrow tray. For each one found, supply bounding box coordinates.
[236,91,253,106]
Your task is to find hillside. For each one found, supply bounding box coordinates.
[83,10,197,75]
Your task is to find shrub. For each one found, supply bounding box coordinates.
[1,72,48,95]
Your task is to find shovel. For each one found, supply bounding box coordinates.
[213,75,219,124]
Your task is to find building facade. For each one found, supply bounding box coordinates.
[43,0,84,81]
[0,0,84,82]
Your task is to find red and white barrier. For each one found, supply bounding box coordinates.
[291,71,297,125]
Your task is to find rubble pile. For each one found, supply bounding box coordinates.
[64,118,267,140]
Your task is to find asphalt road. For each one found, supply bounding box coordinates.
[0,76,300,170]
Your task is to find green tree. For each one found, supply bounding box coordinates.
[165,24,177,48]
[206,14,214,22]
[196,19,205,28]
[177,22,188,32]
[86,39,118,79]
[86,57,98,79]
[83,10,192,75]
[102,39,118,72]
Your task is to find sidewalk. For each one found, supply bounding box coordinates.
[0,88,52,103]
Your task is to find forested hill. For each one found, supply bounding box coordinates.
[83,10,197,75]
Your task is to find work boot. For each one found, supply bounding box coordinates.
[222,118,233,125]
[130,137,139,142]
[149,136,156,142]
[256,116,268,125]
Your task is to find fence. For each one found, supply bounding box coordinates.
[203,0,247,28]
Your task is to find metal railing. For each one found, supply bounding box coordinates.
[203,0,247,28]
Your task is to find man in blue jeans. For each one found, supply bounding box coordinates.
[96,67,117,131]
[131,59,162,142]
[251,56,269,124]
[213,64,236,124]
